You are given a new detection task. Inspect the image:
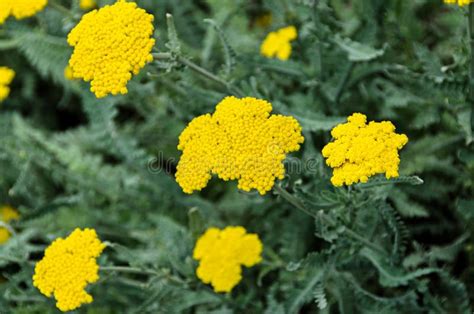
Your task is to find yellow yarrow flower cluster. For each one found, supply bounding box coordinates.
[67,0,155,98]
[322,113,408,187]
[0,67,15,103]
[33,228,106,312]
[64,66,75,81]
[193,226,263,293]
[176,96,304,195]
[0,206,19,244]
[0,0,47,25]
[260,26,297,61]
[443,0,473,5]
[79,0,97,10]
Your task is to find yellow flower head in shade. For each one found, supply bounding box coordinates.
[79,0,97,10]
[67,0,155,98]
[0,206,19,244]
[322,113,408,187]
[443,0,473,5]
[176,96,304,195]
[0,67,15,103]
[0,0,48,25]
[193,226,263,293]
[33,228,106,312]
[260,26,297,61]
[253,12,272,28]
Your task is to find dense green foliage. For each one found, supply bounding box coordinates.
[0,0,473,313]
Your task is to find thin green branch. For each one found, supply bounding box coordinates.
[334,62,355,104]
[49,1,74,19]
[273,185,315,218]
[274,185,387,255]
[101,266,158,276]
[0,39,19,50]
[153,52,244,97]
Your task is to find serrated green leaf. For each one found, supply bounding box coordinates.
[334,35,385,62]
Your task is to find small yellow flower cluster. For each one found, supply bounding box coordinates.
[260,26,297,61]
[33,228,106,312]
[176,96,304,195]
[0,0,47,25]
[67,0,155,98]
[0,206,19,244]
[0,67,15,103]
[322,113,408,187]
[443,0,473,5]
[64,66,75,81]
[79,0,97,10]
[193,226,263,293]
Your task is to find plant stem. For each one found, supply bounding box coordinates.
[0,39,18,50]
[334,62,355,104]
[274,185,315,218]
[101,266,158,276]
[153,53,244,97]
[49,1,74,19]
[274,185,387,255]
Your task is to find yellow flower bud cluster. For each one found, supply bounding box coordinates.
[67,0,155,98]
[193,226,263,293]
[0,0,47,25]
[0,205,19,244]
[260,26,297,61]
[79,0,96,10]
[443,0,473,5]
[33,228,106,312]
[322,113,408,187]
[0,67,15,102]
[176,96,304,195]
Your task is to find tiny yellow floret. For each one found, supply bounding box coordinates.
[193,226,263,293]
[79,0,97,10]
[67,0,155,98]
[175,96,304,195]
[0,205,19,244]
[443,0,473,5]
[322,113,408,187]
[33,228,106,312]
[0,67,15,103]
[0,0,47,25]
[260,26,298,61]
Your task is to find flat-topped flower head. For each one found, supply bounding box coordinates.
[0,205,19,244]
[193,226,263,293]
[0,67,15,102]
[260,26,298,61]
[67,0,155,98]
[33,228,106,312]
[443,0,473,5]
[176,96,304,195]
[80,0,97,10]
[322,113,408,187]
[0,0,48,25]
